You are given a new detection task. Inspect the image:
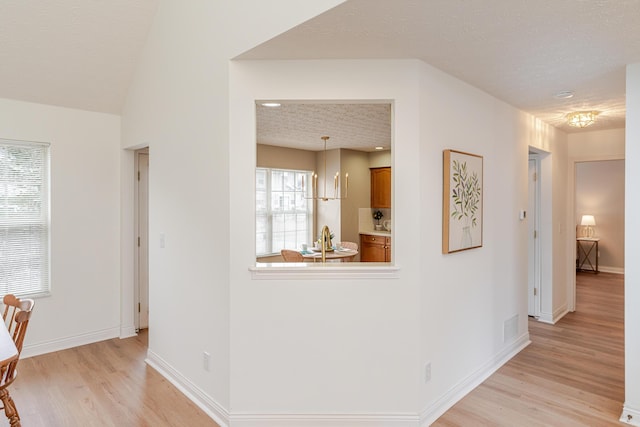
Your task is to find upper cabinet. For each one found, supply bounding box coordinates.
[370,167,391,208]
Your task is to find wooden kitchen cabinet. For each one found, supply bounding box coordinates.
[370,167,391,208]
[360,234,391,262]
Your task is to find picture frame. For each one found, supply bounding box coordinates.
[442,149,483,254]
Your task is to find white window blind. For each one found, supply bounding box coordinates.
[0,139,50,297]
[256,168,313,256]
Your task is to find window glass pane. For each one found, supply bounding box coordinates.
[0,140,50,296]
[256,168,313,257]
[256,169,267,191]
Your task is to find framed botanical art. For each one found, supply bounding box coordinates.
[442,149,483,254]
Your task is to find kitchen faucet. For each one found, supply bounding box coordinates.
[320,225,332,263]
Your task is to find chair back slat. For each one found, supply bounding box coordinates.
[1,295,34,388]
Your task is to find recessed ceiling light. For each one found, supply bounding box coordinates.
[375,146,384,150]
[261,102,281,107]
[554,90,574,99]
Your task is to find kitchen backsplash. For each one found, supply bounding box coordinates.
[359,207,392,233]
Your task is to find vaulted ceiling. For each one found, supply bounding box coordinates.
[1,0,638,136]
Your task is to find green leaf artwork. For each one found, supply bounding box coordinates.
[450,159,481,228]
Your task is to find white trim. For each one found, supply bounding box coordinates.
[250,264,400,280]
[146,349,230,427]
[621,405,640,426]
[21,327,120,359]
[419,333,531,426]
[598,265,625,275]
[120,325,137,339]
[528,154,541,317]
[230,413,419,427]
[536,305,569,325]
[568,153,625,311]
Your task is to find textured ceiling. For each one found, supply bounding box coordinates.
[241,0,640,133]
[256,103,391,151]
[0,0,636,135]
[0,0,158,114]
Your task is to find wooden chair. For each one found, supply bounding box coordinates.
[281,249,304,262]
[0,294,35,427]
[339,241,358,251]
[338,241,358,262]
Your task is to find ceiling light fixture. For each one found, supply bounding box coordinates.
[261,102,281,108]
[554,90,574,99]
[375,146,384,150]
[566,111,599,128]
[304,136,348,201]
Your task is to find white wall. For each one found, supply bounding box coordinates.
[230,60,422,419]
[417,62,568,420]
[121,1,570,425]
[0,97,121,356]
[229,58,568,425]
[120,0,346,423]
[622,63,640,425]
[568,128,625,158]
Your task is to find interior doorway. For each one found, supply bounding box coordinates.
[135,148,149,331]
[528,154,541,317]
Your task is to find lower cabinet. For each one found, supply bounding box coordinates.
[360,234,391,262]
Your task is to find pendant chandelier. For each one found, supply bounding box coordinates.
[304,136,348,201]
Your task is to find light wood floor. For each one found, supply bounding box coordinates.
[4,330,219,427]
[434,272,625,426]
[0,272,625,426]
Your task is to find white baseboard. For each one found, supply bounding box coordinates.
[598,266,625,275]
[537,305,569,325]
[146,349,419,427]
[120,324,137,339]
[621,405,640,425]
[229,413,419,427]
[21,327,120,359]
[419,333,531,426]
[145,349,230,427]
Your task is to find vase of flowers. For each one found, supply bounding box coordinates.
[373,210,384,230]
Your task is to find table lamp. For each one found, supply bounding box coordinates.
[581,215,596,238]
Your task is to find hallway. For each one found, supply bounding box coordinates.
[434,272,625,426]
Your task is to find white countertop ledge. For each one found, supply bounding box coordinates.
[249,262,400,280]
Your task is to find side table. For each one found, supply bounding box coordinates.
[576,237,600,273]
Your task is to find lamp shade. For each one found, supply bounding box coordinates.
[581,215,596,226]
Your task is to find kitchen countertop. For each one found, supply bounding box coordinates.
[360,230,391,237]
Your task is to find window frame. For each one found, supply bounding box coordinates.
[256,167,313,257]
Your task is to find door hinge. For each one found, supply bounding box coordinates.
[138,171,141,181]
[533,172,537,181]
[534,288,538,296]
[138,302,141,313]
[137,236,141,247]
[534,230,537,239]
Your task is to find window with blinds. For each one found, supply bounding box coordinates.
[0,139,50,297]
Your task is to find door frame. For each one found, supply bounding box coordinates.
[134,147,149,332]
[528,154,541,317]
[567,153,625,311]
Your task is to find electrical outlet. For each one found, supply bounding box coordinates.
[424,362,431,383]
[203,351,211,371]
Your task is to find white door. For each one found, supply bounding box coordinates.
[528,156,540,317]
[137,152,149,329]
